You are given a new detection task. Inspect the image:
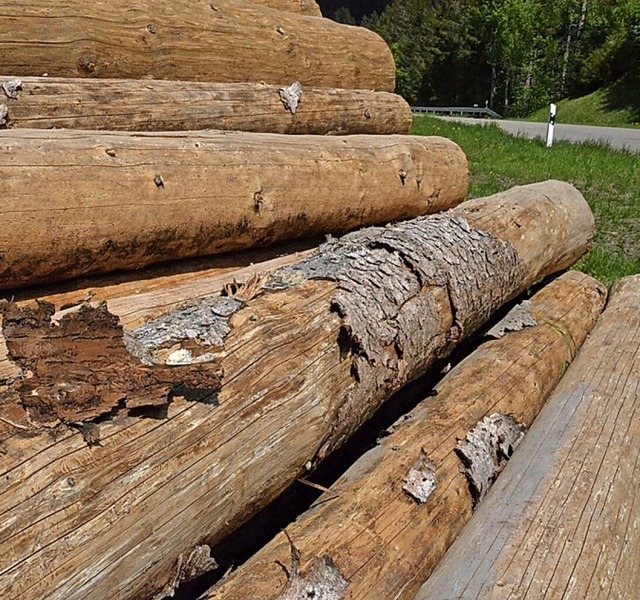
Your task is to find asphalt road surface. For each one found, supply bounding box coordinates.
[437,117,640,154]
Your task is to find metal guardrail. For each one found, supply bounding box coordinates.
[411,106,503,119]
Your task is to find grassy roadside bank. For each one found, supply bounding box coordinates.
[412,116,639,284]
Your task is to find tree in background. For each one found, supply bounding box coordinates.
[359,0,640,117]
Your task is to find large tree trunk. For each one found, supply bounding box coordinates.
[205,271,606,600]
[0,0,393,90]
[0,131,467,290]
[0,182,594,600]
[246,0,321,16]
[0,77,410,134]
[416,274,640,600]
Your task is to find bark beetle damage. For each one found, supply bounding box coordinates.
[153,544,218,600]
[403,450,437,504]
[0,300,231,437]
[455,413,526,506]
[486,299,537,339]
[267,215,525,459]
[276,534,347,600]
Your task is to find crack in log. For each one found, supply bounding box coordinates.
[153,544,218,600]
[0,301,224,437]
[455,413,526,506]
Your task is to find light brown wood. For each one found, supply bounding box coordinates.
[0,182,594,600]
[0,131,467,290]
[203,271,607,600]
[0,77,410,134]
[0,0,392,89]
[245,0,321,15]
[416,274,640,600]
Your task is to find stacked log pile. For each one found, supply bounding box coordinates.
[0,1,633,599]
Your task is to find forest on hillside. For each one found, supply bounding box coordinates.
[325,0,640,117]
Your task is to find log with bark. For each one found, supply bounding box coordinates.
[0,131,467,290]
[0,0,391,90]
[416,274,640,600]
[0,77,410,134]
[202,271,607,600]
[0,182,594,600]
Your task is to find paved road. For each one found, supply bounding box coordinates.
[437,117,640,154]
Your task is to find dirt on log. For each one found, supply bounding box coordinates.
[0,0,391,89]
[0,131,467,290]
[204,270,606,600]
[0,77,410,134]
[0,182,594,600]
[416,274,640,600]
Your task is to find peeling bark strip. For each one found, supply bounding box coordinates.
[455,413,525,505]
[266,215,526,455]
[0,301,224,430]
[0,131,467,290]
[417,275,640,600]
[0,183,595,600]
[0,0,391,90]
[403,451,437,503]
[275,537,347,600]
[279,81,303,114]
[205,272,606,600]
[0,77,411,134]
[486,300,537,338]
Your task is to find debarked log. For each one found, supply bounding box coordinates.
[244,0,322,16]
[0,0,392,90]
[0,181,594,600]
[203,271,606,600]
[416,274,640,600]
[0,131,468,290]
[0,77,411,134]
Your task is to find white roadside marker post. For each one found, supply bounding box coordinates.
[546,103,557,148]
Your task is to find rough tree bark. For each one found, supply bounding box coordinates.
[245,0,321,16]
[0,182,594,600]
[202,272,606,600]
[0,77,410,134]
[0,0,392,90]
[416,274,640,600]
[0,131,467,290]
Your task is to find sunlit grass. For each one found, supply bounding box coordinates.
[412,116,640,284]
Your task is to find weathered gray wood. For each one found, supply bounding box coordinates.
[0,77,410,134]
[0,182,594,600]
[201,271,607,600]
[416,274,640,600]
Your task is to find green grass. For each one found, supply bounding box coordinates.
[527,89,640,128]
[412,115,640,284]
[527,72,640,129]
